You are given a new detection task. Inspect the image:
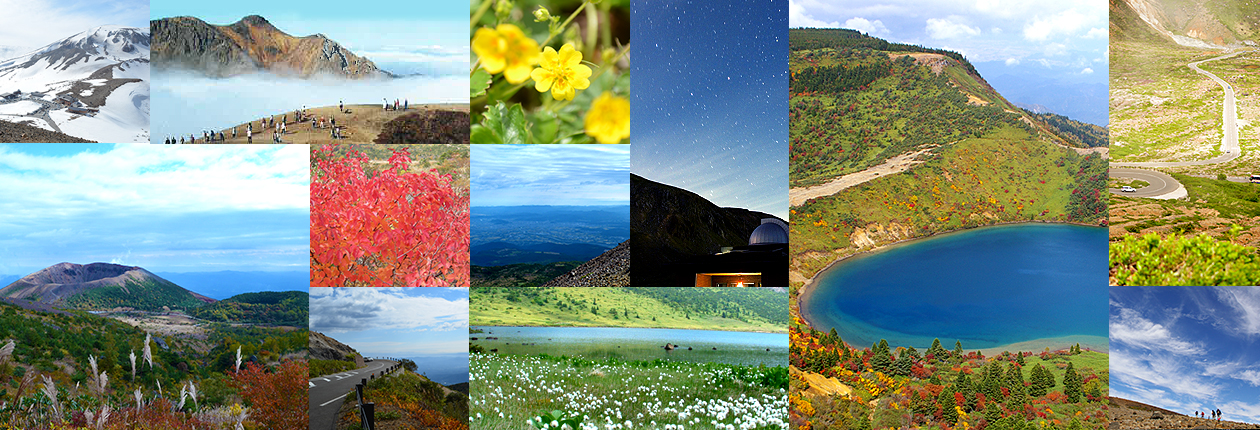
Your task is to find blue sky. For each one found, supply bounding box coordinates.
[0,0,149,50]
[0,144,309,276]
[789,0,1107,78]
[309,287,469,357]
[1111,287,1260,423]
[632,0,789,220]
[787,0,1108,125]
[471,145,629,207]
[150,0,466,76]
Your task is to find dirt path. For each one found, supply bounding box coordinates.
[175,103,469,145]
[0,97,68,134]
[789,145,941,207]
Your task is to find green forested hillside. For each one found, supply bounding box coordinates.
[470,287,787,333]
[471,262,582,288]
[787,29,1108,279]
[64,278,209,311]
[189,291,308,326]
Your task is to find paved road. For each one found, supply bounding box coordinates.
[0,97,68,134]
[1113,50,1247,167]
[1109,168,1187,199]
[309,360,398,430]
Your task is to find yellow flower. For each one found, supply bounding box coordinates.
[472,24,540,84]
[531,43,592,101]
[585,92,630,144]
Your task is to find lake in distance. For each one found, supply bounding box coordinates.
[801,223,1108,352]
[471,326,787,367]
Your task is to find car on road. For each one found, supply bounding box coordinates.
[1120,186,1137,193]
[1251,175,1260,183]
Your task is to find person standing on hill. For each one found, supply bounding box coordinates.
[247,126,252,144]
[340,100,344,112]
[404,99,408,111]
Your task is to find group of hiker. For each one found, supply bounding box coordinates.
[383,98,408,111]
[1196,409,1224,421]
[163,101,371,144]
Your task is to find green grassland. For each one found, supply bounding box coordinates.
[791,125,1107,278]
[471,262,581,288]
[309,358,357,378]
[1109,40,1227,162]
[471,353,786,430]
[470,287,787,333]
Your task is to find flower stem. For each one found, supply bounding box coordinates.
[542,1,591,47]
[470,0,493,32]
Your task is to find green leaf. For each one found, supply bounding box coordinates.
[471,69,492,98]
[478,102,531,144]
[470,125,500,144]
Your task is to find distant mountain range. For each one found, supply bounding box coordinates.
[0,262,212,311]
[631,174,783,287]
[155,270,309,300]
[151,15,387,79]
[0,25,150,142]
[470,241,609,266]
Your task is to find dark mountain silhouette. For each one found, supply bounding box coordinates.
[631,173,785,287]
[0,262,214,311]
[151,15,387,79]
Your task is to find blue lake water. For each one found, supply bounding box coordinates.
[471,326,787,367]
[801,223,1108,351]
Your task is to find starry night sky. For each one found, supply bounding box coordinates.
[631,0,788,219]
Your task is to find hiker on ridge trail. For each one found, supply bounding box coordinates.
[404,99,408,111]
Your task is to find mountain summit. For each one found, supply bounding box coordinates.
[0,25,150,143]
[0,262,214,311]
[151,15,387,79]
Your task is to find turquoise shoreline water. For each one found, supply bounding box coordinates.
[801,223,1108,351]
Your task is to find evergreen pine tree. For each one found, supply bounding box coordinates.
[1016,352,1025,366]
[938,386,959,423]
[891,349,913,377]
[1063,362,1082,402]
[870,347,893,373]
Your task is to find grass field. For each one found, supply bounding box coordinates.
[1109,41,1226,162]
[337,370,467,430]
[791,124,1104,278]
[470,287,787,333]
[470,353,788,430]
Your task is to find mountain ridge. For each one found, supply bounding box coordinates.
[151,15,388,79]
[0,262,213,311]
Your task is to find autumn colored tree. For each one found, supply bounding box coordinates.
[311,145,470,287]
[230,360,309,430]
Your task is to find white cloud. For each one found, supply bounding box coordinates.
[788,0,839,28]
[0,144,309,217]
[1084,27,1107,39]
[1005,58,1020,66]
[1238,370,1260,386]
[0,0,148,48]
[1111,349,1220,400]
[926,16,980,39]
[1111,308,1205,356]
[1214,287,1260,336]
[991,27,1003,34]
[1224,400,1260,423]
[1024,9,1089,41]
[309,287,469,333]
[844,17,889,35]
[1080,67,1093,74]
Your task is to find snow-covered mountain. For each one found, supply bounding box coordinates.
[0,26,149,142]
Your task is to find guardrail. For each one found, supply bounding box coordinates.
[354,362,402,430]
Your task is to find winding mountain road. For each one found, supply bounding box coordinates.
[308,359,398,430]
[1110,49,1251,196]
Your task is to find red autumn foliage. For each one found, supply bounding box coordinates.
[310,145,470,287]
[230,360,309,430]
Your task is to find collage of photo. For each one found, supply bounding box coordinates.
[0,0,1258,429]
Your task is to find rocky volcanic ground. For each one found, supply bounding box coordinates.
[1109,397,1260,429]
[541,240,630,288]
[0,119,94,142]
